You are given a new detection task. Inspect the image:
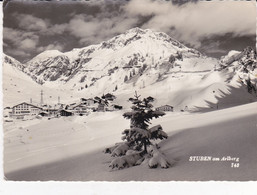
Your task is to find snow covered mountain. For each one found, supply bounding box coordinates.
[23,28,204,85]
[3,28,257,110]
[218,46,257,87]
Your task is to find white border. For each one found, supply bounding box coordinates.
[0,1,257,195]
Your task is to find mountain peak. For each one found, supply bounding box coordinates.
[100,27,187,53]
[125,27,149,34]
[28,50,64,64]
[125,28,173,40]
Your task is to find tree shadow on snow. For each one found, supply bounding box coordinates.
[193,85,257,113]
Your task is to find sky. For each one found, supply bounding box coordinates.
[3,0,256,63]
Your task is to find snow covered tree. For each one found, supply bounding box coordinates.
[104,92,172,170]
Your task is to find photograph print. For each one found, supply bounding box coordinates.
[2,0,257,181]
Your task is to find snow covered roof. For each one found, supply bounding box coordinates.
[69,103,87,110]
[81,98,95,101]
[12,102,42,109]
[60,109,73,113]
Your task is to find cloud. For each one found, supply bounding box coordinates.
[124,0,256,47]
[20,38,38,50]
[7,50,31,57]
[3,13,66,58]
[12,13,68,36]
[3,27,39,58]
[13,13,50,31]
[68,15,99,38]
[199,41,227,55]
[46,0,255,49]
[48,24,67,35]
[3,27,39,49]
[67,13,138,45]
[37,42,64,53]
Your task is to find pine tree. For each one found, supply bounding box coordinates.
[246,78,256,94]
[139,64,147,76]
[132,69,136,76]
[157,73,162,81]
[176,51,183,61]
[169,54,175,63]
[124,75,128,82]
[104,92,171,170]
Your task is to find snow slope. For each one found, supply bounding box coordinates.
[3,55,42,107]
[3,55,82,107]
[4,102,257,181]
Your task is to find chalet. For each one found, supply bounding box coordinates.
[102,93,116,101]
[11,102,42,117]
[80,98,98,111]
[70,103,88,115]
[43,108,58,116]
[156,105,173,112]
[81,98,95,106]
[59,110,73,117]
[97,103,105,112]
[87,98,95,106]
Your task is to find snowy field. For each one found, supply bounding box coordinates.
[4,102,257,181]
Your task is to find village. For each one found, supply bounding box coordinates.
[4,90,174,121]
